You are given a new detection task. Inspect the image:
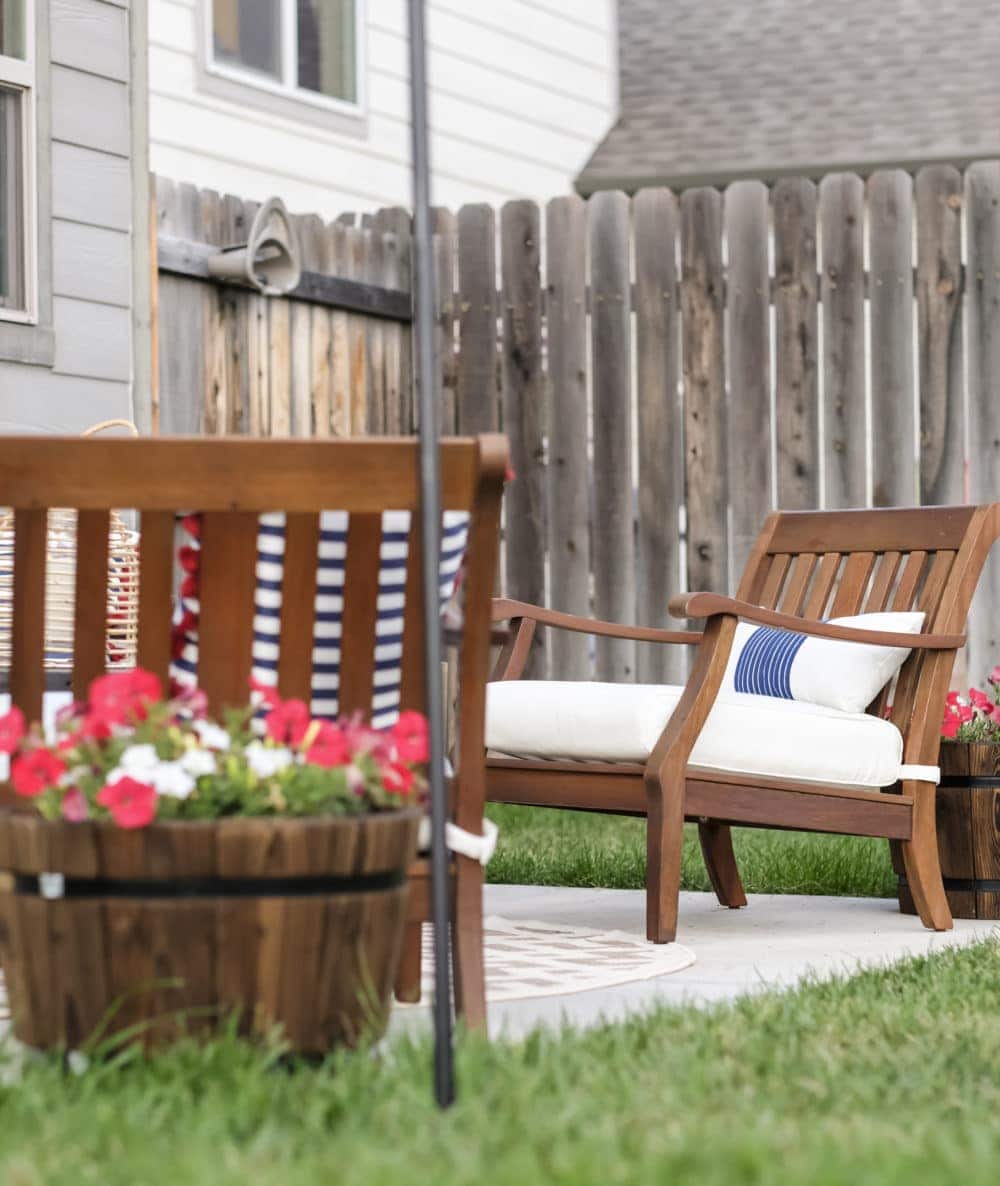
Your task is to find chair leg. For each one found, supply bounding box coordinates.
[900,780,952,932]
[698,820,747,908]
[646,769,686,943]
[394,921,423,1004]
[452,858,487,1032]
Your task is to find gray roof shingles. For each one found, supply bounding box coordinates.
[577,0,1000,193]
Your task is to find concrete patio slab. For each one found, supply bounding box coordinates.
[389,885,999,1041]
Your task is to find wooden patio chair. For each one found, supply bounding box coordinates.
[0,433,507,1031]
[487,505,999,944]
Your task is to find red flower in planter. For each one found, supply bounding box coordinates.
[0,707,25,755]
[969,688,992,712]
[11,749,66,798]
[250,677,281,711]
[265,698,311,746]
[97,777,158,829]
[390,710,429,764]
[382,760,415,796]
[89,668,163,728]
[61,787,89,822]
[306,722,351,768]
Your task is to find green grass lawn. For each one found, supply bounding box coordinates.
[486,804,898,898]
[1,940,997,1186]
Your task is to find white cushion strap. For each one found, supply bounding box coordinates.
[416,818,499,865]
[898,764,940,784]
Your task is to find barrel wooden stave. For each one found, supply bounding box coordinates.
[898,741,1000,920]
[0,811,418,1052]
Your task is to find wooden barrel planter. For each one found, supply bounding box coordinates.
[0,809,420,1053]
[897,741,1000,920]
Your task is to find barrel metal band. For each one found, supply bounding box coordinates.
[899,875,1000,894]
[939,775,1000,789]
[14,870,405,901]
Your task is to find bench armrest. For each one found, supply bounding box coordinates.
[669,592,965,650]
[491,599,702,682]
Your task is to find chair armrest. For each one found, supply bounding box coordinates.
[492,598,702,646]
[669,592,965,650]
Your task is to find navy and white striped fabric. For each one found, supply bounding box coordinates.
[732,626,808,699]
[172,510,469,729]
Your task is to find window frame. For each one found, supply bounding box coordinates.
[0,0,38,326]
[203,0,366,120]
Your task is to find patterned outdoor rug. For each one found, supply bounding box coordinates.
[413,916,695,1003]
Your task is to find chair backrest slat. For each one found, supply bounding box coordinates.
[277,513,321,703]
[802,551,841,618]
[11,508,47,724]
[337,513,383,717]
[758,554,790,609]
[399,517,426,714]
[862,550,901,613]
[917,550,956,616]
[890,550,927,611]
[828,552,875,617]
[198,511,259,713]
[72,510,111,700]
[778,553,816,615]
[136,510,177,689]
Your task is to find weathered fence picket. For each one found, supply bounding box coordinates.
[155,161,1000,687]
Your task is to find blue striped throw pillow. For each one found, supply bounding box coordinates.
[171,510,469,729]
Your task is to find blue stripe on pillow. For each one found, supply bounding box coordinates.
[733,626,807,699]
[172,509,469,732]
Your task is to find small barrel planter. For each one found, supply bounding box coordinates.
[897,741,1000,920]
[0,809,420,1053]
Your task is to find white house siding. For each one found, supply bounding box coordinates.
[0,0,139,434]
[147,0,617,218]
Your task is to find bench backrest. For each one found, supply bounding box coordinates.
[738,505,999,758]
[0,434,507,827]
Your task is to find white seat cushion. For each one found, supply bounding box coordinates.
[486,682,905,789]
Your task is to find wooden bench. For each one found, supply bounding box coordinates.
[489,505,1000,944]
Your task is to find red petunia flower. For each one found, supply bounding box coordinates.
[390,710,429,764]
[0,706,25,755]
[382,760,415,796]
[264,698,311,746]
[250,677,281,711]
[97,777,158,829]
[89,668,163,728]
[941,714,961,739]
[969,688,992,712]
[305,722,351,768]
[11,749,66,798]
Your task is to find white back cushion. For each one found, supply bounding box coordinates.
[719,611,925,714]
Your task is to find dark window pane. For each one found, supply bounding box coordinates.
[213,0,280,80]
[298,0,357,103]
[0,85,25,311]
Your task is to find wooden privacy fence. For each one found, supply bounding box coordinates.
[155,163,1000,685]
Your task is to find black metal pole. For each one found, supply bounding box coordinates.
[406,0,455,1108]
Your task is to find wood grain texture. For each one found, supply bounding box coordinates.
[72,510,110,698]
[915,165,964,506]
[544,195,591,680]
[965,162,1000,685]
[500,200,546,678]
[725,181,772,579]
[456,204,498,434]
[277,513,321,702]
[10,509,47,725]
[197,512,259,714]
[868,170,915,507]
[820,173,866,508]
[589,190,636,681]
[681,187,728,597]
[136,510,175,689]
[634,188,684,683]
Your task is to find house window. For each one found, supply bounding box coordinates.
[0,0,34,321]
[209,0,360,110]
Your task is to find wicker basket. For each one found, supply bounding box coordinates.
[0,421,140,673]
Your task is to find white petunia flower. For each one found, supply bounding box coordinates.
[193,720,231,752]
[118,744,159,773]
[245,741,293,779]
[180,748,217,779]
[149,761,196,800]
